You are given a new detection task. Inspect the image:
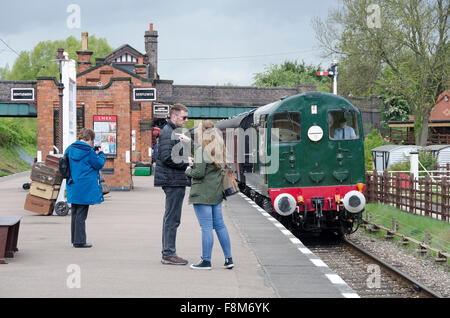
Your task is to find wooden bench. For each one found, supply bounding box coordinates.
[0,216,22,264]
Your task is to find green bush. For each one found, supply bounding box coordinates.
[0,118,37,148]
[364,129,390,171]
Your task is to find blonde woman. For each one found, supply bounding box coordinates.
[185,120,234,270]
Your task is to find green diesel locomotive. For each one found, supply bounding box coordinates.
[215,92,366,235]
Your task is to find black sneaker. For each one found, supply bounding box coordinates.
[223,257,234,269]
[190,259,212,270]
[73,243,92,248]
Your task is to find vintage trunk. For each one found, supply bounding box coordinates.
[24,194,55,216]
[45,154,62,169]
[29,181,60,200]
[101,181,110,195]
[30,163,63,186]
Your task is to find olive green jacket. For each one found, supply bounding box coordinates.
[185,146,224,205]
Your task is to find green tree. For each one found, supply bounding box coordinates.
[313,0,450,145]
[252,60,331,92]
[6,51,34,80]
[0,64,10,80]
[3,35,112,81]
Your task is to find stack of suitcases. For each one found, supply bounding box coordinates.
[24,154,63,216]
[99,171,110,195]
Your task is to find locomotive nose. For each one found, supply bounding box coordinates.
[274,193,297,216]
[343,190,366,213]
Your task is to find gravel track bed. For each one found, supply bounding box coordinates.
[302,236,428,297]
[346,229,450,298]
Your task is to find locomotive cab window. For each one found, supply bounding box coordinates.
[328,110,359,140]
[271,111,301,144]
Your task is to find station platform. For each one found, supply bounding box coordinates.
[0,172,358,298]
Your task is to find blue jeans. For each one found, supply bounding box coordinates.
[193,202,232,262]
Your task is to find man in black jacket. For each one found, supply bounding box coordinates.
[154,103,192,265]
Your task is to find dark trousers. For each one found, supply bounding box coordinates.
[71,204,89,245]
[161,186,186,257]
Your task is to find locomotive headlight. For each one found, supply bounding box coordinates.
[274,193,297,216]
[342,190,366,213]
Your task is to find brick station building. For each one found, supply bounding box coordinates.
[1,23,382,190]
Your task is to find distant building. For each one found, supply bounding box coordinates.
[388,90,450,145]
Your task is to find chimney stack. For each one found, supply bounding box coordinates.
[81,31,89,50]
[144,23,158,80]
[77,31,93,74]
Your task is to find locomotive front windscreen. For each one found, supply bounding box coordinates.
[271,111,301,144]
[328,110,359,140]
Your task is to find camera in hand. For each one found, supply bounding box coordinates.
[94,146,100,151]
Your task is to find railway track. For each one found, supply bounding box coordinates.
[242,188,443,298]
[298,233,442,298]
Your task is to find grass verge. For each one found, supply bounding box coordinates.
[362,203,449,266]
[0,146,33,177]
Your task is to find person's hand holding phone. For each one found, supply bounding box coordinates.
[176,133,191,143]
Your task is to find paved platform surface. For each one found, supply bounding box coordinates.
[0,172,357,298]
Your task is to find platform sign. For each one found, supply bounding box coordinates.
[11,88,34,101]
[93,115,117,156]
[133,88,156,101]
[153,104,169,118]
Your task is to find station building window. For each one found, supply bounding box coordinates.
[328,110,359,140]
[271,111,301,143]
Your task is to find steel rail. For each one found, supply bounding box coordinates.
[342,237,443,298]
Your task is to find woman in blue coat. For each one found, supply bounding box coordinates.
[65,128,106,248]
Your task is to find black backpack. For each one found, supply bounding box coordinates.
[59,149,71,179]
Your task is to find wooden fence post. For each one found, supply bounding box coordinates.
[424,230,432,245]
[409,173,415,214]
[373,170,378,203]
[442,177,448,222]
[383,170,389,204]
[395,173,401,209]
[424,175,430,217]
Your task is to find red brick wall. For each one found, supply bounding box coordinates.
[36,78,59,160]
[77,78,133,189]
[77,65,154,167]
[36,64,155,189]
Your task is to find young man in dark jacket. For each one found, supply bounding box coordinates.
[154,104,192,265]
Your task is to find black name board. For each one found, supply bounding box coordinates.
[11,88,34,101]
[133,88,156,101]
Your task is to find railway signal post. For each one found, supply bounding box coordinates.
[317,60,338,95]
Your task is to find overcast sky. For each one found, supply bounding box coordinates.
[0,0,340,86]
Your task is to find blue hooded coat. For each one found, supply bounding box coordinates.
[65,141,106,205]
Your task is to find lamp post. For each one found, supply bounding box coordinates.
[51,48,67,154]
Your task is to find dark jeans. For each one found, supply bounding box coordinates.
[161,186,186,257]
[71,204,89,245]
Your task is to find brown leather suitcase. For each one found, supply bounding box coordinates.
[101,180,110,195]
[29,181,60,200]
[24,194,55,216]
[30,163,63,186]
[45,154,62,169]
